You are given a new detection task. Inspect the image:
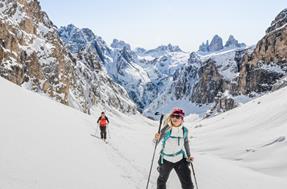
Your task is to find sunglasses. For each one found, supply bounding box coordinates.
[171,115,183,119]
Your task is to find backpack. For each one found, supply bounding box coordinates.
[160,126,188,164]
[99,117,108,127]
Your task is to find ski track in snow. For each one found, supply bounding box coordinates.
[93,137,146,189]
[89,125,150,189]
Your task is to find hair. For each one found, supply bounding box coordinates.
[163,113,172,128]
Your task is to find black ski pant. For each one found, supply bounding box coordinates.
[100,126,107,139]
[157,158,194,189]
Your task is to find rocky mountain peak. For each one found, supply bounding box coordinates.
[188,52,201,64]
[157,44,182,52]
[143,43,182,57]
[198,35,246,53]
[225,35,246,48]
[111,39,131,50]
[266,9,287,34]
[199,40,209,52]
[239,9,287,95]
[134,47,146,55]
[191,59,226,104]
[209,34,223,52]
[58,25,97,53]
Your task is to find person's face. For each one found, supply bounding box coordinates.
[170,115,183,127]
[101,113,105,117]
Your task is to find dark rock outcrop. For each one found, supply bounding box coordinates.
[239,9,287,94]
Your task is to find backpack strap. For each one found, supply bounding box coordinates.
[162,127,188,146]
[160,126,188,164]
[162,129,172,149]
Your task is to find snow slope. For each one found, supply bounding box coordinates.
[190,87,287,179]
[0,77,150,189]
[1,76,287,189]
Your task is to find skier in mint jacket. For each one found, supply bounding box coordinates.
[154,108,194,189]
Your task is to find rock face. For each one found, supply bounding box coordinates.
[266,9,287,33]
[239,9,287,94]
[58,25,138,113]
[0,0,71,104]
[199,41,209,53]
[198,35,245,53]
[205,91,237,118]
[170,52,201,100]
[209,35,224,52]
[191,59,227,104]
[225,35,246,49]
[59,25,144,112]
[59,25,114,66]
[198,35,224,52]
[111,39,131,50]
[0,0,137,114]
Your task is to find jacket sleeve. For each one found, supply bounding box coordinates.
[97,117,101,123]
[184,130,191,157]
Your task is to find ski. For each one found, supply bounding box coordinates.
[90,134,101,139]
[90,134,109,143]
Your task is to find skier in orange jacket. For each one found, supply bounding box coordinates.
[97,112,110,141]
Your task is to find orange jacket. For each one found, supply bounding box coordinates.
[97,116,109,127]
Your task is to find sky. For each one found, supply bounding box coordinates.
[39,0,286,52]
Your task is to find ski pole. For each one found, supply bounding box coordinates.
[107,125,111,139]
[146,112,164,189]
[95,124,100,137]
[190,162,199,189]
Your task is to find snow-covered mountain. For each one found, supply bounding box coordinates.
[58,25,190,112]
[142,44,183,57]
[145,9,287,118]
[1,67,287,189]
[143,46,252,118]
[61,19,275,119]
[0,0,137,114]
[58,24,250,118]
[2,0,287,121]
[59,25,153,111]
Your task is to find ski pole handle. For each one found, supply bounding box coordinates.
[155,115,164,145]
